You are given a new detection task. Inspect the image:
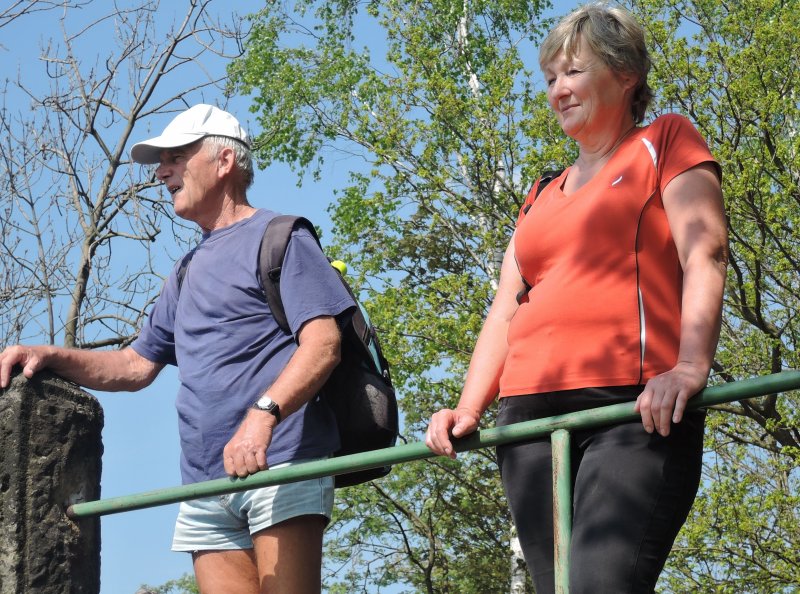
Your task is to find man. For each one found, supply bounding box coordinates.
[0,104,354,593]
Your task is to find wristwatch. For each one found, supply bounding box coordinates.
[252,394,282,424]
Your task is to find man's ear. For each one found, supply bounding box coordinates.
[216,146,236,177]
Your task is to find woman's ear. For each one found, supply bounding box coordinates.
[618,71,639,92]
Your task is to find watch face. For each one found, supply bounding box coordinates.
[256,396,275,410]
[254,395,281,423]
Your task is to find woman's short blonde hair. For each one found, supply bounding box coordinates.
[539,2,654,124]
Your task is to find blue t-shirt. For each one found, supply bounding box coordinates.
[132,209,355,484]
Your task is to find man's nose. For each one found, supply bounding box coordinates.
[155,162,169,180]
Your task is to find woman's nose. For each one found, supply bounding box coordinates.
[550,75,568,98]
[548,78,570,109]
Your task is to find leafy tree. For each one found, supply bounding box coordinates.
[231,0,800,591]
[139,573,199,594]
[230,0,565,591]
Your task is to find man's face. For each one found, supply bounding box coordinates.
[155,140,221,226]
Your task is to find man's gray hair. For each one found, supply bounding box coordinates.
[203,135,255,190]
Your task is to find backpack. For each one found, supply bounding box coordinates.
[177,215,399,488]
[516,169,564,304]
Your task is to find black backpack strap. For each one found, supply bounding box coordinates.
[516,168,564,303]
[261,215,389,378]
[176,248,198,292]
[259,215,321,335]
[521,168,564,215]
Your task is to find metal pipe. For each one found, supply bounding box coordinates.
[67,370,800,519]
[551,429,572,594]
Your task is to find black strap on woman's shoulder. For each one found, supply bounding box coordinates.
[521,168,564,215]
[516,168,564,303]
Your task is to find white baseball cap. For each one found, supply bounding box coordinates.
[131,104,251,164]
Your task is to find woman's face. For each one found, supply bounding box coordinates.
[543,41,635,142]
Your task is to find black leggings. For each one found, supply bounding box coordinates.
[496,386,705,594]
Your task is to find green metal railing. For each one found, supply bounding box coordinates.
[67,371,800,592]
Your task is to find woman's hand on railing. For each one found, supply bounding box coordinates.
[425,406,481,459]
[635,361,710,437]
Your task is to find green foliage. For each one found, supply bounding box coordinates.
[325,453,517,593]
[661,412,800,593]
[142,573,199,594]
[231,0,800,591]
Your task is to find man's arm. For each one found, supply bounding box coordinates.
[222,315,342,478]
[0,344,164,391]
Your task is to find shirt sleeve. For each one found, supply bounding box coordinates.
[655,114,721,191]
[130,263,180,366]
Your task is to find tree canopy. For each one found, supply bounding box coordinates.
[2,0,798,591]
[230,0,800,591]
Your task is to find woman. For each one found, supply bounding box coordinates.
[425,3,728,593]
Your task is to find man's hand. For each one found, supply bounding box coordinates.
[223,408,277,478]
[635,361,709,437]
[0,345,48,389]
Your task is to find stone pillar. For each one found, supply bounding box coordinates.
[0,370,103,594]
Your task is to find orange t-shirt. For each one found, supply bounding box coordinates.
[499,114,720,397]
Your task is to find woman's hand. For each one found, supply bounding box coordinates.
[635,361,709,436]
[425,407,481,459]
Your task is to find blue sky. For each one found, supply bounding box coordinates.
[1,1,577,591]
[0,3,350,591]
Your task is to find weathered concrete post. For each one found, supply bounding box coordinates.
[0,370,103,594]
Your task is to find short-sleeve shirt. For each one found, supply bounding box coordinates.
[499,114,720,396]
[132,209,356,484]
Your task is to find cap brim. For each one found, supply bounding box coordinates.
[130,132,207,164]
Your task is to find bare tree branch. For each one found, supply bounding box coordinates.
[0,0,246,348]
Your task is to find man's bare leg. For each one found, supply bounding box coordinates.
[193,548,259,594]
[252,514,327,594]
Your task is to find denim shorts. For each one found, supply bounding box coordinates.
[172,459,334,552]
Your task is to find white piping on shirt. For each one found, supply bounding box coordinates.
[637,136,658,376]
[638,287,646,371]
[641,137,658,168]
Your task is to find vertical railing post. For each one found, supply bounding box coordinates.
[0,371,103,594]
[551,429,572,593]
